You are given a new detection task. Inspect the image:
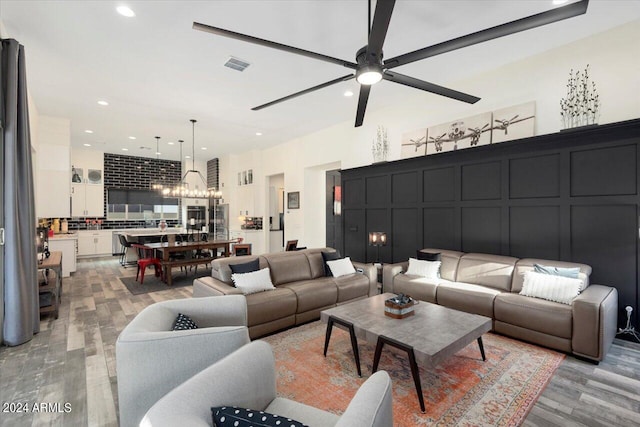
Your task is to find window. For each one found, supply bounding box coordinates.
[107,189,179,220]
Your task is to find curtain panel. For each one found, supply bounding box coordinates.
[1,38,38,346]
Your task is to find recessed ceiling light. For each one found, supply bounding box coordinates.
[85,129,93,134]
[122,148,129,151]
[201,147,207,150]
[255,132,262,136]
[344,90,354,97]
[116,5,135,17]
[83,143,91,147]
[168,142,175,145]
[156,152,162,155]
[97,100,109,106]
[128,136,136,140]
[185,155,191,159]
[552,0,568,4]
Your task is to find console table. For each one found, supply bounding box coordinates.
[38,251,63,319]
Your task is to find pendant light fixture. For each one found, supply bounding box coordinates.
[160,119,222,199]
[150,136,167,192]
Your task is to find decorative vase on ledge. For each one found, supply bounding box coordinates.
[372,125,389,163]
[559,64,600,130]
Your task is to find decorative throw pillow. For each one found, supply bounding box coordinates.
[326,257,356,278]
[229,258,260,274]
[405,258,441,279]
[212,406,308,427]
[416,251,441,262]
[520,270,582,305]
[172,313,198,331]
[533,263,580,279]
[231,268,275,295]
[321,251,342,276]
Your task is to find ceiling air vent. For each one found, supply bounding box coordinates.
[224,56,250,72]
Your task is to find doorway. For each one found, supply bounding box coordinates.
[267,174,285,252]
[326,170,343,254]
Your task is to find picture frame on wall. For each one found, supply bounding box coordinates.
[287,191,300,209]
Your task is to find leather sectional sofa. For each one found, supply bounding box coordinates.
[193,248,377,338]
[383,249,618,362]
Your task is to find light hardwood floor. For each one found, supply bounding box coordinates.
[0,257,639,427]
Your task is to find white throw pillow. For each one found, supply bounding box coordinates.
[326,257,356,277]
[520,270,582,305]
[231,268,275,295]
[406,258,441,279]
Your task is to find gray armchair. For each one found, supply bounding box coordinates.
[116,295,250,427]
[141,340,393,427]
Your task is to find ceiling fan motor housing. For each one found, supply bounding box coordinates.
[356,45,383,84]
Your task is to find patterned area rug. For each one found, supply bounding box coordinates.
[262,321,564,427]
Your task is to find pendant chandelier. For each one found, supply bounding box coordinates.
[160,119,222,199]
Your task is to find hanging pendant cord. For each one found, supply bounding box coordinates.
[191,119,197,171]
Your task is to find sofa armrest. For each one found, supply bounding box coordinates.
[193,276,243,298]
[335,371,393,427]
[141,341,277,427]
[382,262,407,294]
[572,284,618,362]
[353,261,378,296]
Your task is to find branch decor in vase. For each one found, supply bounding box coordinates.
[560,64,600,130]
[372,125,389,163]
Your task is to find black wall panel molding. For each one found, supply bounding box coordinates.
[340,118,640,330]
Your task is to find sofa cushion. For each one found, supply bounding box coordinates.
[406,258,441,279]
[246,287,297,327]
[326,257,356,277]
[534,264,580,278]
[420,249,464,281]
[281,279,338,313]
[232,268,276,295]
[303,248,335,279]
[211,255,266,285]
[512,258,591,293]
[321,251,342,276]
[393,275,448,303]
[229,258,260,275]
[263,252,312,285]
[334,273,370,303]
[211,406,308,427]
[455,253,518,292]
[494,292,572,339]
[436,281,501,318]
[520,271,582,305]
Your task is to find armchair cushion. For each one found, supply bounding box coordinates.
[172,313,198,331]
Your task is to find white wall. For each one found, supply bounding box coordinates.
[224,20,640,250]
[37,116,71,218]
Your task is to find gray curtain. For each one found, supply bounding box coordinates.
[1,38,38,346]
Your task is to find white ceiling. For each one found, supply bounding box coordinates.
[2,0,639,160]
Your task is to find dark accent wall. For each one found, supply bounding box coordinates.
[340,119,640,330]
[207,158,220,190]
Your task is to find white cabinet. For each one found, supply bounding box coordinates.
[77,230,112,257]
[72,183,104,217]
[48,237,77,277]
[37,145,71,218]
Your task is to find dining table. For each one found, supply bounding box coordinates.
[142,239,236,286]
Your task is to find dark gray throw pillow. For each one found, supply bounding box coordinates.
[321,251,342,277]
[229,258,260,274]
[212,406,308,427]
[417,251,441,262]
[172,313,198,331]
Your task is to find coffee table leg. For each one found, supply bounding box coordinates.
[374,335,426,413]
[477,337,486,361]
[323,316,361,377]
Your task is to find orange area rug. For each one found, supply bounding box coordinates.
[262,321,564,426]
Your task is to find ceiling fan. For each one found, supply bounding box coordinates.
[194,0,589,127]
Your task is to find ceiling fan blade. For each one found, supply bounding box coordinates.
[355,85,372,127]
[383,71,480,104]
[367,0,396,56]
[384,0,589,69]
[193,22,357,69]
[252,74,355,111]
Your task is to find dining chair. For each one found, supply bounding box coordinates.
[233,243,252,256]
[285,239,298,251]
[161,234,188,274]
[132,243,163,284]
[118,234,135,267]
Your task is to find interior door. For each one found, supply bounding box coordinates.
[0,126,4,344]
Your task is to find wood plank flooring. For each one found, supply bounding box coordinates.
[1,257,639,427]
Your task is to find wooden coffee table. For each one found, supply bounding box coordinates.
[321,293,492,412]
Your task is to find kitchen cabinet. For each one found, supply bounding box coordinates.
[48,235,77,277]
[71,183,104,217]
[77,230,112,257]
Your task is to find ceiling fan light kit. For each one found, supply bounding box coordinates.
[194,0,589,127]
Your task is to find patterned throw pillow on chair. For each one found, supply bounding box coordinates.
[172,313,198,331]
[212,406,308,427]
